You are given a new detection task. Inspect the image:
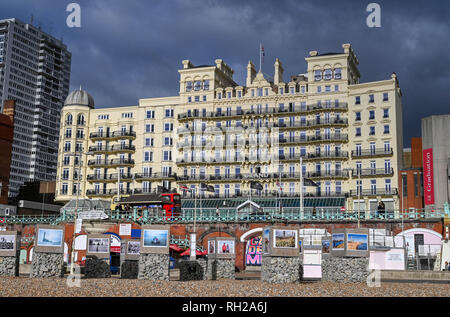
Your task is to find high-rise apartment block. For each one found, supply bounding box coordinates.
[55,44,403,214]
[0,18,72,197]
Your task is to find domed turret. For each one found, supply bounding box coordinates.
[64,87,95,108]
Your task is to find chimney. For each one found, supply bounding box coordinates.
[246,61,256,86]
[182,60,194,69]
[274,58,284,85]
[342,43,351,54]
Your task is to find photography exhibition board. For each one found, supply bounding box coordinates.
[207,237,236,259]
[331,228,370,258]
[86,233,111,259]
[140,225,170,254]
[263,226,299,257]
[0,231,19,257]
[34,225,65,254]
[122,238,141,261]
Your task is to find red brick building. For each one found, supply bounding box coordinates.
[399,138,424,212]
[0,100,15,204]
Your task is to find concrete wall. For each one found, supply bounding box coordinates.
[421,115,450,210]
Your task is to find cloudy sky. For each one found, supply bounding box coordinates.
[2,0,450,146]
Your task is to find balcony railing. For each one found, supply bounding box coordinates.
[351,148,393,158]
[86,189,133,196]
[350,188,398,197]
[88,145,136,153]
[352,168,394,177]
[307,133,348,142]
[88,158,135,167]
[305,170,350,178]
[134,173,176,180]
[87,173,134,181]
[89,131,136,139]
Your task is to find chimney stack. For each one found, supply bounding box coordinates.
[246,61,256,86]
[274,58,284,85]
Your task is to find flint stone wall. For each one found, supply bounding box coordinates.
[208,258,235,280]
[261,256,301,283]
[138,253,169,281]
[179,259,208,281]
[85,256,111,278]
[0,256,19,277]
[120,260,138,279]
[30,252,65,278]
[322,257,370,283]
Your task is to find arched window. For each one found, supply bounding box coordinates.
[314,70,322,81]
[66,114,73,125]
[324,69,332,81]
[77,114,85,126]
[334,68,342,80]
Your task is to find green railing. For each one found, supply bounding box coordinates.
[2,208,445,225]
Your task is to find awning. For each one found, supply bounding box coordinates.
[169,244,183,252]
[180,249,207,256]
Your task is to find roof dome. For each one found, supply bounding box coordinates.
[64,88,95,108]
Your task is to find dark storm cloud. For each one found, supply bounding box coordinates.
[1,0,450,145]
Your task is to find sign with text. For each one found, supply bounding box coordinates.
[119,224,132,236]
[245,236,262,267]
[422,148,435,205]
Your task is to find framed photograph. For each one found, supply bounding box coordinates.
[88,238,110,253]
[37,228,63,247]
[273,229,297,248]
[143,229,168,248]
[127,241,140,255]
[263,228,270,253]
[332,233,345,250]
[0,235,15,251]
[217,240,235,254]
[347,233,368,251]
[322,239,330,254]
[208,240,215,254]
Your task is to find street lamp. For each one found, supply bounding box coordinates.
[66,150,93,274]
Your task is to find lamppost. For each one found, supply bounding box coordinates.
[67,150,92,274]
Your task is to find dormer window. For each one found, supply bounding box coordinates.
[324,69,332,81]
[238,91,242,98]
[186,81,192,92]
[227,92,232,99]
[314,70,322,81]
[334,68,342,80]
[257,88,263,96]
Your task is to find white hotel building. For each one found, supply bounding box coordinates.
[55,43,403,214]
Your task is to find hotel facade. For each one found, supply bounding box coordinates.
[55,43,403,214]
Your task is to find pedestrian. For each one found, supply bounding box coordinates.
[377,201,385,219]
[444,261,449,271]
[312,207,317,219]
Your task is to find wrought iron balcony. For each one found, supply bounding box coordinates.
[351,148,393,158]
[349,188,398,197]
[306,151,349,160]
[134,173,176,180]
[89,144,136,153]
[88,158,135,167]
[352,168,394,177]
[86,189,133,197]
[305,170,350,178]
[307,133,348,143]
[87,173,134,182]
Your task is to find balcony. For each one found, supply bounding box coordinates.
[351,148,393,158]
[352,168,394,177]
[306,151,349,161]
[350,188,398,197]
[305,170,350,179]
[87,173,134,182]
[307,102,348,113]
[88,158,135,168]
[88,144,136,154]
[307,133,348,143]
[89,131,136,140]
[134,173,176,181]
[86,189,133,197]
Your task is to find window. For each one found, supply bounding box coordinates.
[290,87,295,94]
[355,127,361,137]
[163,151,172,161]
[64,142,71,152]
[314,70,322,81]
[325,85,331,92]
[384,141,391,153]
[265,88,269,96]
[65,128,72,138]
[237,91,242,98]
[186,81,193,91]
[279,87,284,95]
[194,96,200,102]
[257,88,263,96]
[98,114,109,120]
[144,151,153,162]
[145,124,154,133]
[62,169,69,180]
[383,93,388,101]
[217,92,222,99]
[355,112,361,121]
[317,86,322,93]
[61,183,68,195]
[369,110,375,120]
[383,108,389,118]
[165,109,173,117]
[336,181,342,195]
[369,126,375,135]
[164,137,172,146]
[385,179,392,192]
[324,69,332,80]
[146,110,155,119]
[203,95,207,102]
[187,96,192,103]
[194,81,202,91]
[384,125,390,134]
[355,96,361,105]
[335,85,339,92]
[66,114,73,125]
[385,160,391,173]
[369,94,375,103]
[122,112,133,118]
[355,144,362,156]
[145,138,154,147]
[63,156,70,165]
[334,68,342,80]
[77,114,85,125]
[371,180,377,194]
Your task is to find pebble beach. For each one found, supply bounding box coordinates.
[0,277,448,297]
